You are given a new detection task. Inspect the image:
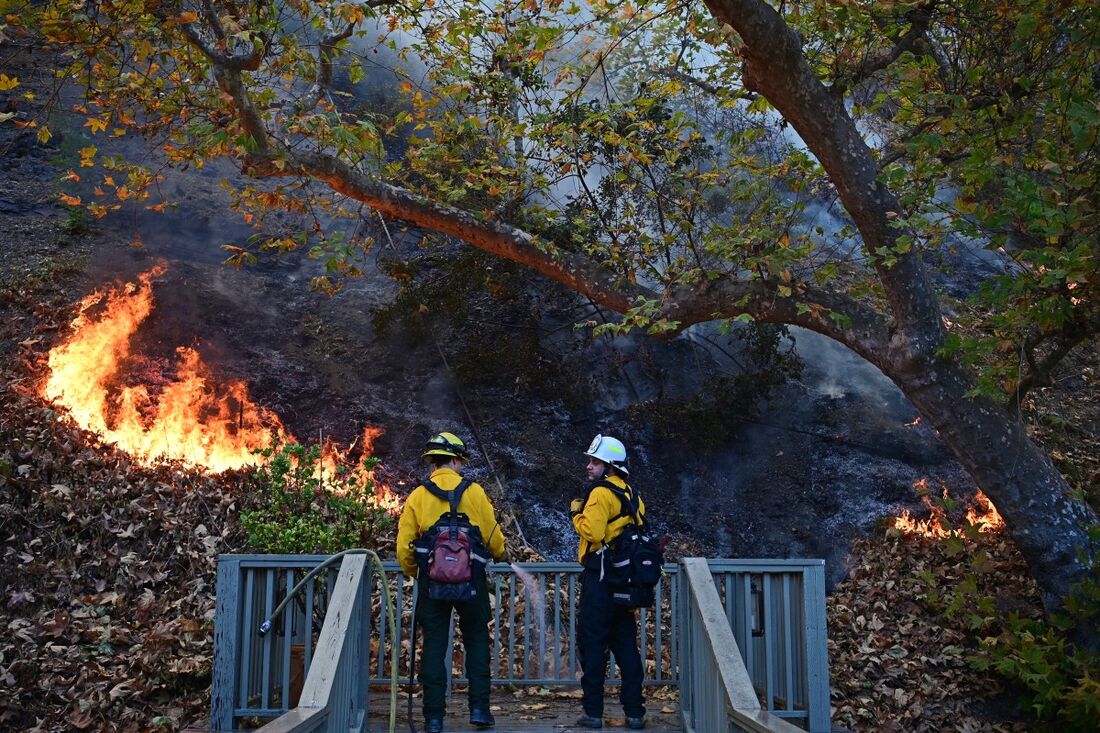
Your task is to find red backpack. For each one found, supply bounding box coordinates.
[413,478,489,601]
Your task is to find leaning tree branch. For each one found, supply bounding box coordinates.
[704,0,944,353]
[239,144,892,362]
[662,277,892,364]
[255,148,653,314]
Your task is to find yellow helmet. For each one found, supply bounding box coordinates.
[422,431,470,462]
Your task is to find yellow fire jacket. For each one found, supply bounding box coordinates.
[572,474,646,564]
[396,467,507,577]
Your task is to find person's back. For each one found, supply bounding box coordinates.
[396,432,506,733]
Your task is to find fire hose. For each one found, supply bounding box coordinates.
[257,549,400,733]
[407,583,419,733]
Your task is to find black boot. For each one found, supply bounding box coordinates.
[625,716,646,729]
[469,708,495,729]
[424,718,444,733]
[575,715,603,729]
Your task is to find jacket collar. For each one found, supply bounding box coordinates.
[429,466,462,483]
[594,473,628,491]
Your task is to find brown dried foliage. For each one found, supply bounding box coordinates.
[1,355,244,731]
[828,527,1043,732]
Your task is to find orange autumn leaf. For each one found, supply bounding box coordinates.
[84,117,108,134]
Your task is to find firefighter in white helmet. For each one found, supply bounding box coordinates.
[569,434,646,729]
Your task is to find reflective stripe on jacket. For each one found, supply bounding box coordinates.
[396,467,507,577]
[572,474,645,564]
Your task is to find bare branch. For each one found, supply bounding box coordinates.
[295,22,356,114]
[1017,320,1095,401]
[179,7,267,70]
[200,0,227,43]
[836,2,936,92]
[647,66,757,101]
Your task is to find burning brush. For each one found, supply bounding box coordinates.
[40,265,400,512]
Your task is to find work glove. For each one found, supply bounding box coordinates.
[569,498,584,517]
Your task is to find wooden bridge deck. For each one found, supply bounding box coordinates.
[366,693,683,732]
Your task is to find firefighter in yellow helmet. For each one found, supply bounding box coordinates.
[570,434,646,729]
[396,432,506,733]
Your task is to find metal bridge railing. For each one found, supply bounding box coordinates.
[679,558,814,733]
[246,554,372,733]
[211,555,830,732]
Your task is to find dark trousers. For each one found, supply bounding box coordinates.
[416,574,492,720]
[577,566,645,719]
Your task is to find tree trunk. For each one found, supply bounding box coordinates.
[702,0,1099,628]
[889,350,1098,620]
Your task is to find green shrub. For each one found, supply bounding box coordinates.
[969,538,1100,731]
[972,616,1100,729]
[240,439,392,554]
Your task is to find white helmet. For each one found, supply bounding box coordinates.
[585,434,629,475]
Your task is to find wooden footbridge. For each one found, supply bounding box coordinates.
[210,556,832,733]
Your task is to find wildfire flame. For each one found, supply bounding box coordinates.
[892,480,1004,538]
[42,267,401,510]
[319,426,402,512]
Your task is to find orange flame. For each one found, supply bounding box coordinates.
[319,426,403,512]
[892,480,1004,538]
[42,266,289,472]
[41,266,400,517]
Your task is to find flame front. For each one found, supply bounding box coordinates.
[893,480,1005,539]
[320,426,403,512]
[42,266,288,472]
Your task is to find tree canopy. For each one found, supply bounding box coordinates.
[6,0,1098,625]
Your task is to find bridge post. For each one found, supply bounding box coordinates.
[803,564,831,733]
[211,556,242,732]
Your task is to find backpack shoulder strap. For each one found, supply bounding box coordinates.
[591,479,642,525]
[449,477,472,513]
[421,478,449,502]
[422,476,473,514]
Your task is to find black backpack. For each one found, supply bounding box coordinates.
[593,481,664,608]
[412,478,490,602]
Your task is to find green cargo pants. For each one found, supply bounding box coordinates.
[416,573,492,720]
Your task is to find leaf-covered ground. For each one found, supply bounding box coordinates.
[0,294,244,731]
[828,528,1041,733]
